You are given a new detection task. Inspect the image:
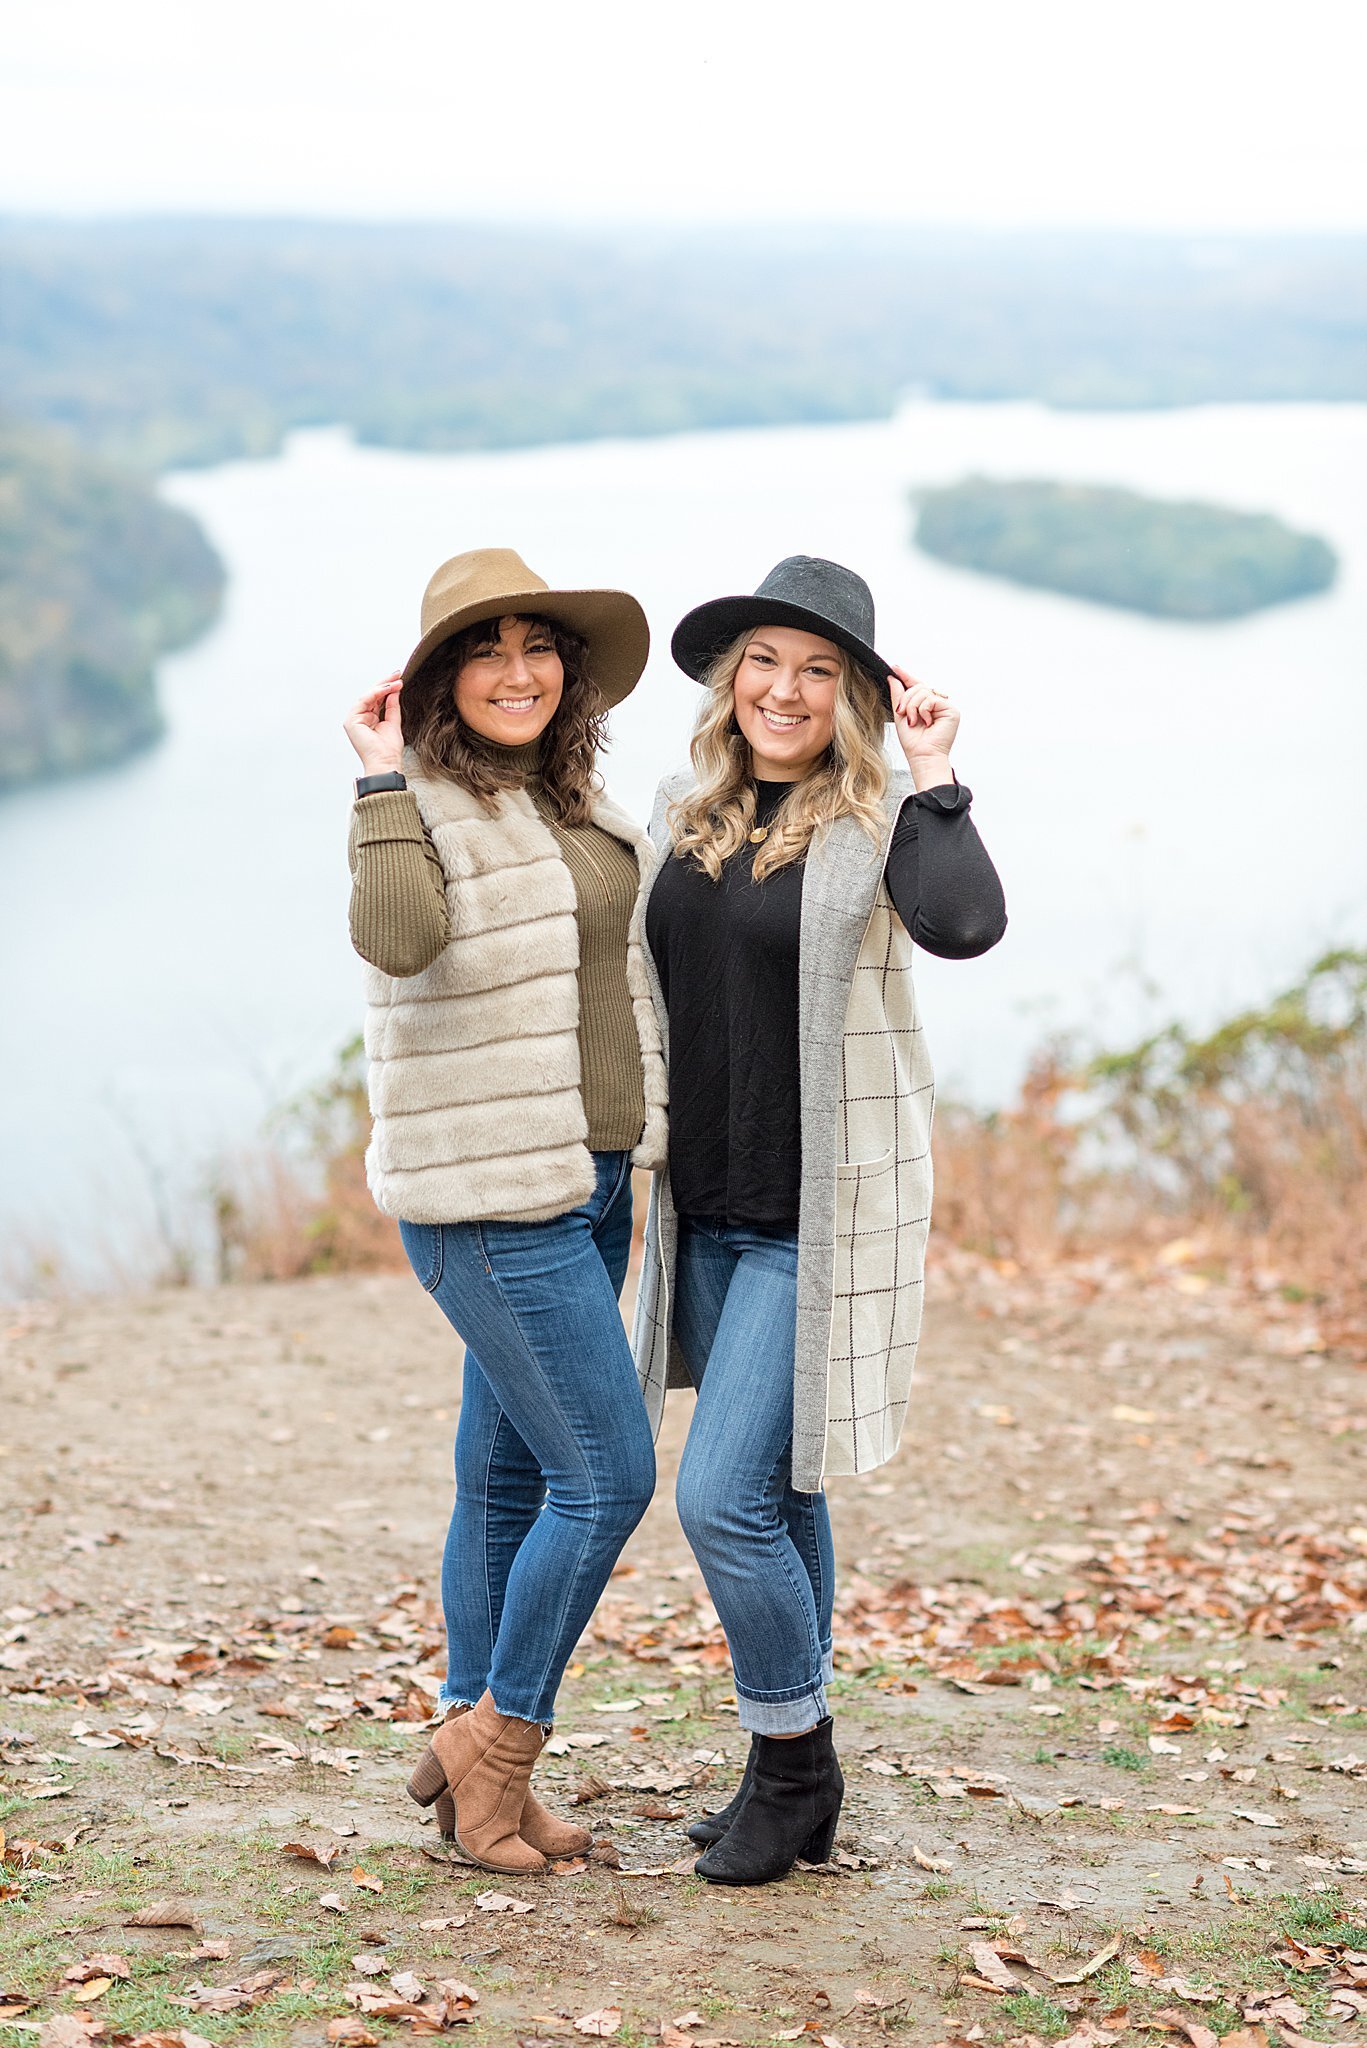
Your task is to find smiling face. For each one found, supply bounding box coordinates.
[731,625,843,781]
[453,614,565,747]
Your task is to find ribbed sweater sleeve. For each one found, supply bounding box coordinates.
[347,790,450,976]
[884,783,1008,959]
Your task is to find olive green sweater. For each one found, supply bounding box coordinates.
[348,767,647,1153]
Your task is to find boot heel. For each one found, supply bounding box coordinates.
[407,1744,447,1808]
[434,1790,455,1839]
[799,1802,841,1865]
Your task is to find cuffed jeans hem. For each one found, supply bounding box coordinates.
[735,1682,829,1736]
[821,1648,834,1685]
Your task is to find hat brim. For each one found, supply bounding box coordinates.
[403,587,650,708]
[671,596,893,714]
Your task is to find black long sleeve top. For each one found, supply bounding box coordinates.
[644,777,1007,1229]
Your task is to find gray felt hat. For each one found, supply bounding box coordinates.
[671,555,893,709]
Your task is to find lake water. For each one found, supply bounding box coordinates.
[2,399,1364,1285]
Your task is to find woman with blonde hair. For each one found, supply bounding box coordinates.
[343,548,667,1875]
[635,555,1006,1885]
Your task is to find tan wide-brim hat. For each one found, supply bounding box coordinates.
[402,547,650,707]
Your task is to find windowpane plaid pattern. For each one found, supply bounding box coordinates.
[632,772,934,1493]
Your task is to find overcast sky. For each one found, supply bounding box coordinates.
[4,0,1365,232]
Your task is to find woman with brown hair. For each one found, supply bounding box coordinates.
[635,555,1006,1885]
[343,547,667,1876]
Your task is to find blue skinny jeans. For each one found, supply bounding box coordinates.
[399,1151,652,1727]
[673,1216,836,1735]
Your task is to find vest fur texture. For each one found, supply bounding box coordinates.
[633,769,934,1492]
[364,761,667,1225]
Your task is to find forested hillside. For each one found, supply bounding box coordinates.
[3,221,1364,470]
[912,477,1338,618]
[0,416,223,790]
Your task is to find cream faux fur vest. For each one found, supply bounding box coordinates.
[363,762,668,1225]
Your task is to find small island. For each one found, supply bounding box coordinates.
[911,477,1338,620]
[0,417,224,793]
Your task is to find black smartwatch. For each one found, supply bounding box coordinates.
[355,771,408,798]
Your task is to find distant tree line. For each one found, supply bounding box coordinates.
[1,221,1363,471]
[0,416,223,790]
[912,477,1338,619]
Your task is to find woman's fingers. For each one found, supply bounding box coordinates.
[346,678,404,729]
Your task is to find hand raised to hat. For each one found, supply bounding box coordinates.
[344,673,406,775]
[888,665,960,792]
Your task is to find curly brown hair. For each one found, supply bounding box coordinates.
[403,613,607,824]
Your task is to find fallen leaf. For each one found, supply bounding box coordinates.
[350,1866,384,1893]
[1244,1996,1306,2028]
[327,2023,378,2046]
[436,1981,481,2023]
[177,1969,284,2013]
[1233,1808,1284,1828]
[912,1845,953,1873]
[344,1985,427,2019]
[389,1970,425,2002]
[63,1956,131,1984]
[966,1943,1021,1992]
[1052,1937,1122,1984]
[125,1900,202,1929]
[1151,2012,1218,2048]
[419,1913,469,1931]
[351,1954,387,1977]
[318,1892,346,1913]
[282,1840,338,1870]
[477,1891,535,1913]
[568,1775,614,1806]
[36,2019,104,2046]
[575,2008,623,2036]
[71,1979,114,2004]
[310,1746,362,1774]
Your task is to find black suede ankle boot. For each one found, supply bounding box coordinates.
[686,1738,758,1846]
[694,1719,843,1886]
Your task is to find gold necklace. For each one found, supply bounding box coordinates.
[748,824,769,844]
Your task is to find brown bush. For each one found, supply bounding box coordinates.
[215,951,1366,1350]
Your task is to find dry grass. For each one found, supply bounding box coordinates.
[931,948,1367,1352]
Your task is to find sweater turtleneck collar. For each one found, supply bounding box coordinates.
[488,736,544,785]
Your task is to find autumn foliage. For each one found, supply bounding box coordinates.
[211,949,1367,1352]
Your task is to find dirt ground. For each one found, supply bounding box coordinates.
[4,1245,1367,2047]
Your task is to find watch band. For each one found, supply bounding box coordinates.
[355,771,408,798]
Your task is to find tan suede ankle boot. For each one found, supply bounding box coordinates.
[432,1706,592,1860]
[407,1691,547,1874]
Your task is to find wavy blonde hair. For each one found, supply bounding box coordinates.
[669,630,890,881]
